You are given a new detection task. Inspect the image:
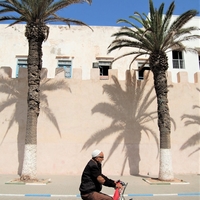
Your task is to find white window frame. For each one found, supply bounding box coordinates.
[172,50,185,69]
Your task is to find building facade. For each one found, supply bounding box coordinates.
[0,16,199,176]
[0,15,199,82]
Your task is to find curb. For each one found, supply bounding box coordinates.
[142,178,190,185]
[5,179,50,185]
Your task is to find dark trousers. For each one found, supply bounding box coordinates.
[81,191,113,200]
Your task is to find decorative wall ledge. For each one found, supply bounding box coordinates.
[0,67,199,83]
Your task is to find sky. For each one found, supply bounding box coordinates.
[58,0,200,27]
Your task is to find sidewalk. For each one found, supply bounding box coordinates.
[0,174,199,199]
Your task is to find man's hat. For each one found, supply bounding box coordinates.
[92,149,101,158]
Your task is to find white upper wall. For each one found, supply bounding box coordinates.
[167,15,200,82]
[0,15,199,82]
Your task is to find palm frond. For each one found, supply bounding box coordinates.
[0,0,91,28]
[176,35,200,43]
[131,12,149,29]
[117,18,144,33]
[165,41,186,52]
[45,14,93,30]
[161,1,175,34]
[128,53,149,70]
[0,7,17,15]
[108,38,149,52]
[170,10,198,32]
[0,3,21,15]
[149,0,155,21]
[108,0,199,64]
[44,0,89,17]
[7,18,25,26]
[116,27,153,48]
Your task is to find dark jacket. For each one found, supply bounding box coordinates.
[79,159,115,195]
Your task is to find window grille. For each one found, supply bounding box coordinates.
[92,61,111,79]
[138,62,150,80]
[172,59,185,69]
[99,61,111,76]
[16,58,27,77]
[57,60,72,78]
[172,51,185,69]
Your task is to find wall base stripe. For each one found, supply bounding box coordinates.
[0,192,199,197]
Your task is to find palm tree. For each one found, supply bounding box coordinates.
[83,71,159,175]
[0,0,92,181]
[108,0,200,180]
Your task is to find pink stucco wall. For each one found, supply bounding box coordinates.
[0,67,199,176]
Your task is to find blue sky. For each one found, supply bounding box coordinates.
[59,0,200,26]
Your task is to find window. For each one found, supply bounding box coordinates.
[57,60,72,78]
[138,62,150,80]
[172,50,185,69]
[93,61,111,79]
[16,58,27,77]
[99,61,111,76]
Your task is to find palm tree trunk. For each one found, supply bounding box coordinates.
[150,52,174,181]
[20,23,45,181]
[21,111,38,180]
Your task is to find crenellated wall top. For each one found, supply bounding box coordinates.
[0,66,200,84]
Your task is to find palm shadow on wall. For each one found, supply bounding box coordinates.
[0,71,71,174]
[181,88,200,156]
[82,70,159,175]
